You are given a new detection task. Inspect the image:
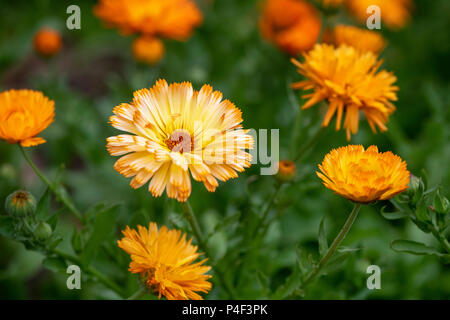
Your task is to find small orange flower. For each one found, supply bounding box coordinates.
[118,222,212,300]
[259,0,321,55]
[325,25,386,54]
[276,160,296,181]
[94,0,203,40]
[291,44,398,140]
[346,0,412,29]
[33,28,62,57]
[132,36,165,65]
[317,145,410,203]
[0,89,55,147]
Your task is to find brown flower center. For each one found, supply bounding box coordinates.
[165,129,194,153]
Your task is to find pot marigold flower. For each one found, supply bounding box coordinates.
[291,44,398,140]
[118,223,212,300]
[132,36,165,65]
[106,80,254,202]
[259,0,321,55]
[0,89,55,147]
[317,145,410,203]
[346,0,412,29]
[94,0,203,40]
[33,28,62,57]
[325,25,386,54]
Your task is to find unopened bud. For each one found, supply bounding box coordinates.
[276,160,296,182]
[5,190,36,217]
[34,221,52,240]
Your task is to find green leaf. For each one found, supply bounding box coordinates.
[80,204,119,266]
[381,206,408,220]
[35,188,51,221]
[71,228,84,254]
[415,200,430,223]
[318,217,328,256]
[42,256,67,272]
[271,267,302,300]
[296,245,310,275]
[0,216,15,238]
[390,240,444,257]
[420,169,428,190]
[433,188,449,215]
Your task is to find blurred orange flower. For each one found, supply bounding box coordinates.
[33,28,62,57]
[291,44,398,140]
[325,25,386,54]
[0,89,55,147]
[259,0,321,55]
[317,145,410,203]
[132,36,165,65]
[106,80,253,202]
[276,160,296,182]
[346,0,412,29]
[94,0,203,40]
[118,223,212,300]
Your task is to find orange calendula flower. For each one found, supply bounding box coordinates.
[118,223,212,300]
[94,0,203,40]
[291,44,398,140]
[106,80,254,202]
[0,89,55,147]
[317,145,410,203]
[259,0,321,55]
[325,25,386,54]
[33,28,62,57]
[346,0,412,29]
[132,36,165,65]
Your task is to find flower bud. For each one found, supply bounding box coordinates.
[132,36,165,65]
[34,221,52,240]
[408,174,424,204]
[276,160,296,182]
[433,189,449,215]
[5,190,36,217]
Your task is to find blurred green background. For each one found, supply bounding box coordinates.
[0,0,449,299]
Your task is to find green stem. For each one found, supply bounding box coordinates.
[302,203,362,288]
[253,181,284,239]
[19,144,84,222]
[431,226,450,254]
[127,287,147,300]
[52,248,125,297]
[294,126,328,162]
[181,201,235,299]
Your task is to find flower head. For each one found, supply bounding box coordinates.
[317,145,410,203]
[325,25,386,54]
[346,0,412,29]
[94,0,203,40]
[5,190,37,217]
[33,28,62,57]
[118,222,212,300]
[0,89,55,147]
[132,36,165,65]
[106,80,254,202]
[259,0,321,55]
[291,44,398,140]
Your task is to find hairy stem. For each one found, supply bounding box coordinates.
[182,200,235,299]
[19,145,84,222]
[302,203,362,288]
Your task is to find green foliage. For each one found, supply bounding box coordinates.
[0,0,449,300]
